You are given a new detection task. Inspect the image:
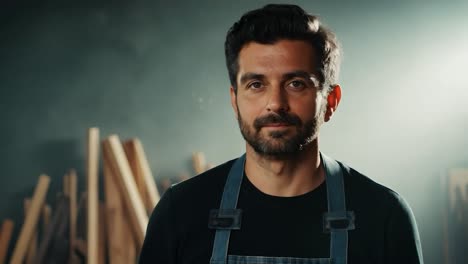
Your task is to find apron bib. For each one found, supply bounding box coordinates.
[208,153,355,264]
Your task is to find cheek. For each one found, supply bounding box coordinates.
[237,99,262,119]
[237,106,253,123]
[289,98,319,118]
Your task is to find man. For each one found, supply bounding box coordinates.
[139,4,423,264]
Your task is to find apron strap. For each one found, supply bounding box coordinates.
[321,153,355,264]
[209,155,245,264]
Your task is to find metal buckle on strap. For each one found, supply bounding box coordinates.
[323,211,355,232]
[208,209,242,230]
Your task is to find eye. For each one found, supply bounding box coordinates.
[247,81,264,90]
[288,80,306,90]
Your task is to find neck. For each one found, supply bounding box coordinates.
[244,140,324,197]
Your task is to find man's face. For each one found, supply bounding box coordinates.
[230,39,327,158]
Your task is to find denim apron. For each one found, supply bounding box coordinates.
[208,153,355,264]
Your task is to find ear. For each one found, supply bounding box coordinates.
[324,84,342,122]
[230,86,239,120]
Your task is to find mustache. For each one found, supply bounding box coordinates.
[253,112,302,130]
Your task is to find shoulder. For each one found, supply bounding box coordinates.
[146,157,238,235]
[165,157,237,206]
[338,160,405,208]
[337,160,423,260]
[141,158,238,263]
[337,160,419,232]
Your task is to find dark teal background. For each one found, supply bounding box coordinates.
[1,0,467,262]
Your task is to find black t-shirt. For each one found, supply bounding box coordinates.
[139,158,423,263]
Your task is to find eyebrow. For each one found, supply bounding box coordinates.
[239,72,265,86]
[283,70,313,81]
[284,70,320,87]
[239,70,319,86]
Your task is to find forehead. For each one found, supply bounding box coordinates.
[237,39,317,81]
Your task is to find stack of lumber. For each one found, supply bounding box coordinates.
[0,127,212,264]
[0,128,161,264]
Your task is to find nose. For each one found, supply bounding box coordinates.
[266,86,289,112]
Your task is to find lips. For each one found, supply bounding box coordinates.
[263,123,291,127]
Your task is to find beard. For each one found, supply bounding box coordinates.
[237,104,325,159]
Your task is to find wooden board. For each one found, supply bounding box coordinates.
[63,173,70,197]
[103,149,136,264]
[74,239,86,258]
[124,139,160,214]
[42,204,51,232]
[123,140,142,190]
[36,195,69,263]
[131,138,160,211]
[68,169,78,263]
[87,127,100,264]
[123,141,147,211]
[9,175,50,264]
[0,219,14,264]
[98,202,106,264]
[192,152,207,175]
[24,199,37,264]
[76,192,87,236]
[102,135,148,247]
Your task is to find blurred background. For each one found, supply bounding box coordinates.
[1,0,467,263]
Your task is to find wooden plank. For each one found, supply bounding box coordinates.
[123,141,148,211]
[36,195,69,263]
[98,202,106,264]
[75,191,87,239]
[87,127,100,264]
[103,149,136,264]
[130,139,160,211]
[74,239,87,258]
[42,204,51,232]
[74,191,88,262]
[63,173,70,197]
[45,196,70,263]
[124,139,160,214]
[68,169,78,263]
[102,155,121,264]
[102,135,148,247]
[69,252,81,264]
[0,219,14,264]
[192,151,207,174]
[124,218,136,264]
[24,199,37,264]
[159,178,172,194]
[9,175,50,264]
